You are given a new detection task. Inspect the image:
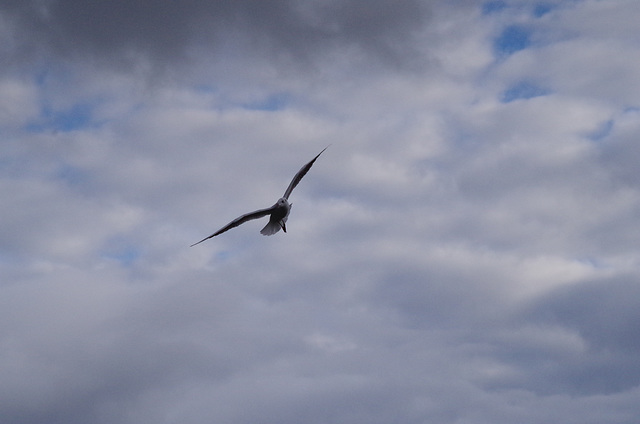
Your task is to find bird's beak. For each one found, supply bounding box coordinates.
[281,223,287,233]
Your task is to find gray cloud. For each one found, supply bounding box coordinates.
[2,1,640,424]
[512,276,640,395]
[2,0,433,72]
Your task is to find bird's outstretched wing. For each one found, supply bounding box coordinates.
[190,206,275,247]
[283,146,329,200]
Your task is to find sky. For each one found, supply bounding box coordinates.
[2,0,640,423]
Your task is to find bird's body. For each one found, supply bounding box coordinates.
[191,146,327,246]
[259,197,291,236]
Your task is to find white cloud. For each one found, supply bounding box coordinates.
[0,78,38,128]
[2,1,640,423]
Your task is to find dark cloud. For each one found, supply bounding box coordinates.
[1,0,432,71]
[511,276,640,395]
[599,109,640,188]
[529,276,640,356]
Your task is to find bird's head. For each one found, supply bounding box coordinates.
[277,198,289,207]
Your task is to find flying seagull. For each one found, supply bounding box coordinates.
[191,146,328,247]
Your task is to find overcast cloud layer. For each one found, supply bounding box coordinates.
[2,1,640,423]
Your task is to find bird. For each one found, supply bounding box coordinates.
[190,146,328,247]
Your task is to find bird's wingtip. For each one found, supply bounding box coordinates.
[190,237,210,247]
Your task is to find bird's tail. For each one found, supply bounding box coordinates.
[260,219,282,236]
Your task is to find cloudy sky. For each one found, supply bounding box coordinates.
[2,0,640,423]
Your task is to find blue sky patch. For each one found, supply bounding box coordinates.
[241,93,289,111]
[55,164,90,188]
[494,25,532,56]
[501,81,550,102]
[586,119,614,141]
[482,1,507,15]
[534,3,554,18]
[27,102,95,132]
[103,245,141,266]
